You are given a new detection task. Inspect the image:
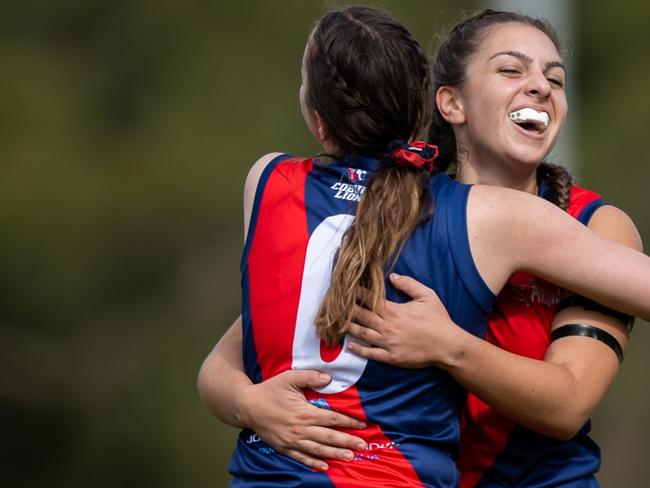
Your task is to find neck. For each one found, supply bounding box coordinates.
[455,155,539,195]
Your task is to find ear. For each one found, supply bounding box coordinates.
[314,110,328,142]
[436,85,466,125]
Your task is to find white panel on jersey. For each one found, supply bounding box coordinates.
[292,213,369,394]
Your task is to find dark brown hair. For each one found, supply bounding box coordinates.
[431,9,573,208]
[308,6,435,344]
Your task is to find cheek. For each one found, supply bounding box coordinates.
[552,94,568,126]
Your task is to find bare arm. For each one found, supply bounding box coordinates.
[346,203,642,438]
[469,185,650,320]
[197,317,250,428]
[197,317,367,469]
[449,204,640,438]
[197,153,367,470]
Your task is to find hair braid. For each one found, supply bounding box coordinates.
[391,25,435,142]
[311,29,368,111]
[536,162,573,210]
[308,6,435,344]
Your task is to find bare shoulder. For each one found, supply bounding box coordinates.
[586,205,643,251]
[468,184,562,226]
[245,152,286,196]
[243,152,285,239]
[465,185,564,292]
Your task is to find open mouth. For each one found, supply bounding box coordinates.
[508,108,549,133]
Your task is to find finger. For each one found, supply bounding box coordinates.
[355,287,390,317]
[311,405,367,430]
[298,438,357,462]
[346,322,384,346]
[306,404,366,428]
[282,369,332,390]
[351,305,383,331]
[283,448,330,471]
[346,341,391,363]
[308,426,368,452]
[389,272,437,301]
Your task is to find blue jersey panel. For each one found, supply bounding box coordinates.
[233,154,496,487]
[476,422,601,487]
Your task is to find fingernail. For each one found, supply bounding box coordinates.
[390,272,400,280]
[357,443,367,451]
[318,463,329,471]
[319,373,331,382]
[357,422,366,429]
[344,451,354,461]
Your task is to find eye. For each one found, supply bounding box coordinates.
[547,77,565,89]
[499,68,521,76]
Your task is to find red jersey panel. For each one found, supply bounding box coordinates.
[458,185,605,488]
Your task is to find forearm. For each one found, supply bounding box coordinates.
[197,316,252,428]
[445,321,620,439]
[446,333,578,438]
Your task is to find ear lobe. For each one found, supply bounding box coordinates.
[436,86,466,124]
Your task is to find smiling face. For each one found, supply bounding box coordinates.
[447,22,568,185]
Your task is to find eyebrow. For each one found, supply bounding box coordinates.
[489,50,566,72]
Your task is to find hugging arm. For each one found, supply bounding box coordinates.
[197,316,367,470]
[347,195,641,438]
[196,153,367,471]
[471,185,649,320]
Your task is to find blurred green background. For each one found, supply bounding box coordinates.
[1,0,648,486]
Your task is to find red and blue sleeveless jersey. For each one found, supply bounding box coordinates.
[230,153,495,487]
[457,185,606,488]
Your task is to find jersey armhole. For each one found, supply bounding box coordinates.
[446,183,496,316]
[575,198,605,226]
[240,153,294,273]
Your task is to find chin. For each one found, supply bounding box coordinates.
[510,151,546,169]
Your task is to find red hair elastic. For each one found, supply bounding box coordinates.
[388,140,439,172]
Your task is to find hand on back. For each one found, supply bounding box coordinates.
[238,369,368,471]
[346,273,466,369]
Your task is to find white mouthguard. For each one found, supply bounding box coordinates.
[508,108,549,128]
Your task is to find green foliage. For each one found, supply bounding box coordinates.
[1,1,648,486]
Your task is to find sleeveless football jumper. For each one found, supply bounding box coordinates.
[458,185,606,488]
[230,154,495,487]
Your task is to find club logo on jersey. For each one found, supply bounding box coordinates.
[330,168,368,202]
[330,181,366,201]
[347,167,367,182]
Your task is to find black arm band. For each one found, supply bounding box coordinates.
[550,323,624,364]
[557,295,635,332]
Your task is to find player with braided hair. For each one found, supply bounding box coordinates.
[198,7,649,487]
[342,9,639,487]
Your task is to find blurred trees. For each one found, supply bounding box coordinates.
[0,1,647,486]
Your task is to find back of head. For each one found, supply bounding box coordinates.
[309,6,436,344]
[306,5,432,156]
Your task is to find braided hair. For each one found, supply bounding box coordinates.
[307,6,436,344]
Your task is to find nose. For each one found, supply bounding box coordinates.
[525,69,552,100]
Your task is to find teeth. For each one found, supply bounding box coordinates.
[508,108,549,128]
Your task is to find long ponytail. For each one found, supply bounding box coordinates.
[316,142,439,345]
